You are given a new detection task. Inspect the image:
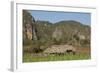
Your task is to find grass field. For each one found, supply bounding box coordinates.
[23,52,91,62]
[23,46,91,62]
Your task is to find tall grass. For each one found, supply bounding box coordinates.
[23,53,90,62]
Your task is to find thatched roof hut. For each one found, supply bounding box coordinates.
[43,45,76,54]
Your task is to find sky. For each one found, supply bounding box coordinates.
[29,10,91,25]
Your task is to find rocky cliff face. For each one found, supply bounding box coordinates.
[23,10,38,40]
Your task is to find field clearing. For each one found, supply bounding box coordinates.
[23,48,91,62]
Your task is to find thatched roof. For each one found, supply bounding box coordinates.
[43,45,76,54]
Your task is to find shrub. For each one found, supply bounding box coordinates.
[23,39,33,46]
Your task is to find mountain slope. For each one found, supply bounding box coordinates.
[23,11,90,48]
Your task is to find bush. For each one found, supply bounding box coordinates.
[23,39,33,46]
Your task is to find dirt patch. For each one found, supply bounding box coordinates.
[76,47,90,54]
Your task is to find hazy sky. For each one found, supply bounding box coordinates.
[29,10,91,25]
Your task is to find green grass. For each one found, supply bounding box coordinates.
[23,53,90,62]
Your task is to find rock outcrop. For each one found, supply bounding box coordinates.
[23,10,38,40]
[52,27,62,41]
